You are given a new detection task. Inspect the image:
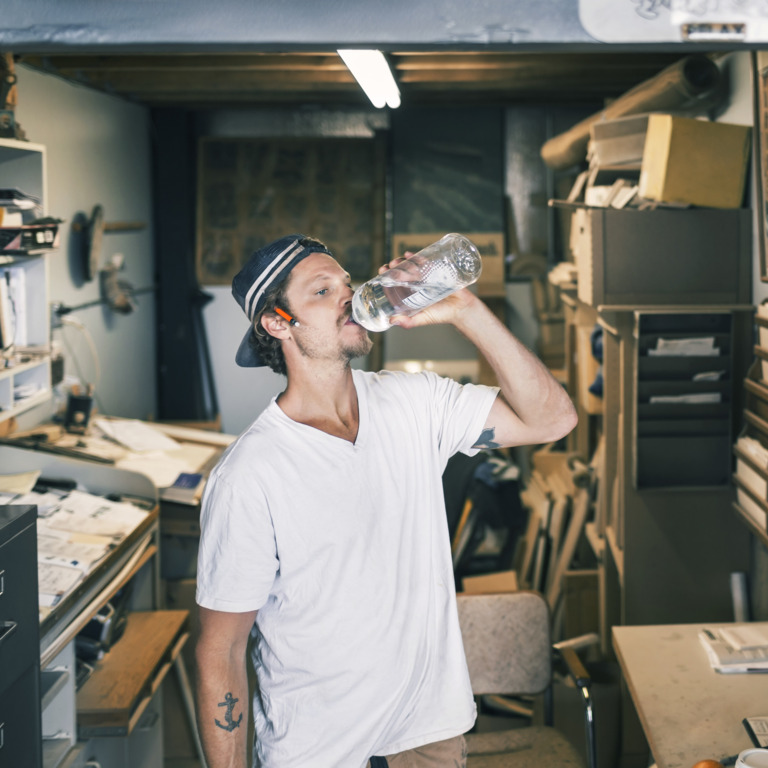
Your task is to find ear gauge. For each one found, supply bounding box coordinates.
[275,307,300,327]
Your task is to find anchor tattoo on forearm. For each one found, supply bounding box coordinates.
[214,691,243,732]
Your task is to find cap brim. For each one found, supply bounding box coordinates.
[235,326,265,367]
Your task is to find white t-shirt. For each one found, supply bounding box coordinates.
[196,369,498,768]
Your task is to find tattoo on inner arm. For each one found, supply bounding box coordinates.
[472,427,500,450]
[214,691,243,732]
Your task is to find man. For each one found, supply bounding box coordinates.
[195,234,577,768]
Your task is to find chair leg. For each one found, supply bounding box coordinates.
[578,681,597,768]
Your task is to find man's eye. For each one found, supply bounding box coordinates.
[316,288,328,296]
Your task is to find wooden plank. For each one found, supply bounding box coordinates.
[77,610,188,736]
[56,69,358,91]
[20,53,348,72]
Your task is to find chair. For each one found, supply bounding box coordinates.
[457,590,597,768]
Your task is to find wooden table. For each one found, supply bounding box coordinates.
[613,623,767,768]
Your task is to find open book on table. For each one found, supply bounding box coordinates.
[698,624,768,673]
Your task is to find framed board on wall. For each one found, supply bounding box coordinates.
[196,137,385,286]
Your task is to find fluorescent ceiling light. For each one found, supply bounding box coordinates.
[338,50,401,109]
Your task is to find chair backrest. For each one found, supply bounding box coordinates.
[457,590,552,696]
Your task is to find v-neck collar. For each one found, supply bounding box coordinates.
[270,369,368,449]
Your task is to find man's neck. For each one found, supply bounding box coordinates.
[277,365,360,443]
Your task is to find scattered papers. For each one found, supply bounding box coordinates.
[44,490,148,539]
[37,527,112,572]
[7,486,152,619]
[699,624,768,673]
[648,337,720,357]
[0,470,40,495]
[13,489,68,517]
[53,433,128,462]
[116,441,216,488]
[93,417,180,452]
[116,450,194,488]
[38,561,84,601]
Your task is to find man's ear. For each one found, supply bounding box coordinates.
[260,311,291,339]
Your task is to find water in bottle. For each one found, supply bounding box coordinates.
[351,233,482,332]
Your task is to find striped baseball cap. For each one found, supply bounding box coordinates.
[232,234,332,367]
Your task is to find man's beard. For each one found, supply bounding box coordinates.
[292,321,373,365]
[343,331,374,362]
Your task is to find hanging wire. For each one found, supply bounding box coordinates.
[59,315,106,414]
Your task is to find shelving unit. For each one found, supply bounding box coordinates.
[0,138,53,428]
[732,342,768,548]
[559,201,754,655]
[0,444,191,768]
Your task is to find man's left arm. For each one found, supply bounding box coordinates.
[392,291,577,448]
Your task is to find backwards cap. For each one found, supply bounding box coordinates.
[231,234,332,367]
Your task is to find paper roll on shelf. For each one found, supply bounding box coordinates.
[540,55,724,171]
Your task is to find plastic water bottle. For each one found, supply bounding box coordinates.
[351,233,482,332]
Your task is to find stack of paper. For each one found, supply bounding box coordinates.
[0,187,42,225]
[699,624,768,673]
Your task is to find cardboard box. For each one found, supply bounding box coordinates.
[461,569,518,594]
[639,115,751,209]
[569,205,751,307]
[391,232,505,296]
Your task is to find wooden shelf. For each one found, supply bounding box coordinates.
[76,609,188,738]
[733,502,768,548]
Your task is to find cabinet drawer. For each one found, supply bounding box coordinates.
[0,663,42,768]
[0,522,40,689]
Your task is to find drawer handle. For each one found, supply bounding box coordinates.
[0,569,4,596]
[0,621,17,646]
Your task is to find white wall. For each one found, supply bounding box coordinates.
[14,64,156,421]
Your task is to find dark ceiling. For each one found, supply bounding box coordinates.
[18,51,691,109]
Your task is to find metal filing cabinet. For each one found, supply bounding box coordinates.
[0,505,42,768]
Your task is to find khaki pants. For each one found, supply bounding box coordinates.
[367,735,467,768]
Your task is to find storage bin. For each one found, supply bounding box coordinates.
[569,206,750,307]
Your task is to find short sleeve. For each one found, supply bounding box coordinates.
[422,372,499,463]
[195,471,279,612]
